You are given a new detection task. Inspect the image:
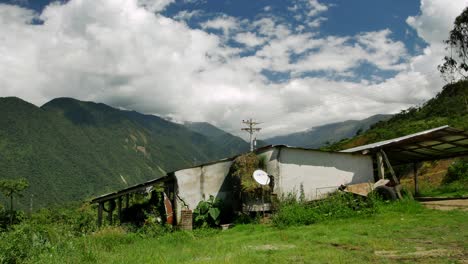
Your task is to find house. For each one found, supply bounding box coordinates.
[92,145,374,227]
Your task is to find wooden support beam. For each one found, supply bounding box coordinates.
[107,200,115,225]
[117,197,122,224]
[380,150,399,185]
[125,194,130,208]
[376,152,385,180]
[413,163,419,197]
[97,202,103,227]
[380,150,402,199]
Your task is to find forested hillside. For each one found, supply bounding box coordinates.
[184,122,249,156]
[325,80,468,151]
[266,114,391,148]
[0,97,241,209]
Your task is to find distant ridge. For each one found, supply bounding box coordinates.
[266,114,392,148]
[184,122,250,156]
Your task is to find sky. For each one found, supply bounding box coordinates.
[0,0,467,139]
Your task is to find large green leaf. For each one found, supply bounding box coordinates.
[208,207,220,221]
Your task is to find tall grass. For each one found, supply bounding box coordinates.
[272,192,381,228]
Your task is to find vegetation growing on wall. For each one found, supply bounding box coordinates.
[231,153,268,193]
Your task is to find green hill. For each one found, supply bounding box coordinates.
[325,80,468,151]
[266,114,392,148]
[0,97,240,209]
[184,122,250,156]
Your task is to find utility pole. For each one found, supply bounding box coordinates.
[241,118,262,151]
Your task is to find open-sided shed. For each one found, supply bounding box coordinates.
[342,125,468,195]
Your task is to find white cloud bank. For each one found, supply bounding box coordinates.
[0,0,467,138]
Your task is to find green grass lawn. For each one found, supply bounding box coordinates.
[31,201,467,264]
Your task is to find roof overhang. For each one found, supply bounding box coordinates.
[341,125,468,164]
[91,175,173,204]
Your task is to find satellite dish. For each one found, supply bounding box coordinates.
[253,170,270,185]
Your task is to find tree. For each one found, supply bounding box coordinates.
[439,7,468,82]
[0,178,29,224]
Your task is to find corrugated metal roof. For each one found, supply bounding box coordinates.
[341,125,468,164]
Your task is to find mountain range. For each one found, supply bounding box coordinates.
[0,96,389,209]
[0,97,245,209]
[265,114,392,148]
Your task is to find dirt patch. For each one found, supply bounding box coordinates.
[420,199,468,211]
[375,248,466,261]
[330,243,361,251]
[248,244,296,251]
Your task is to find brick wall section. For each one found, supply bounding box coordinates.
[180,209,193,230]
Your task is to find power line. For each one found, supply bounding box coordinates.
[241,118,262,151]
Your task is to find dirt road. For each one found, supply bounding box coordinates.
[420,199,468,211]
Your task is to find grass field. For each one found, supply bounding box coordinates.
[31,200,467,264]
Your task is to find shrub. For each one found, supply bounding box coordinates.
[233,213,260,225]
[137,222,172,238]
[443,159,468,184]
[272,202,320,228]
[29,202,97,235]
[272,192,379,227]
[0,208,24,231]
[193,195,222,228]
[0,222,69,264]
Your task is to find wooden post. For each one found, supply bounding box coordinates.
[413,163,419,196]
[98,202,103,227]
[376,152,385,180]
[125,194,130,208]
[117,197,122,224]
[107,201,113,225]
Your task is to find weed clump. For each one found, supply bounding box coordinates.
[272,192,380,228]
[231,153,262,193]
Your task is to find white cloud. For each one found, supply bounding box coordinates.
[289,0,329,30]
[137,0,174,12]
[405,0,468,94]
[407,0,467,44]
[0,0,467,139]
[173,10,202,21]
[307,17,327,28]
[234,32,265,47]
[357,29,408,71]
[200,15,239,36]
[306,0,328,17]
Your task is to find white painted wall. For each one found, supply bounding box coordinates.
[278,148,374,200]
[174,160,233,223]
